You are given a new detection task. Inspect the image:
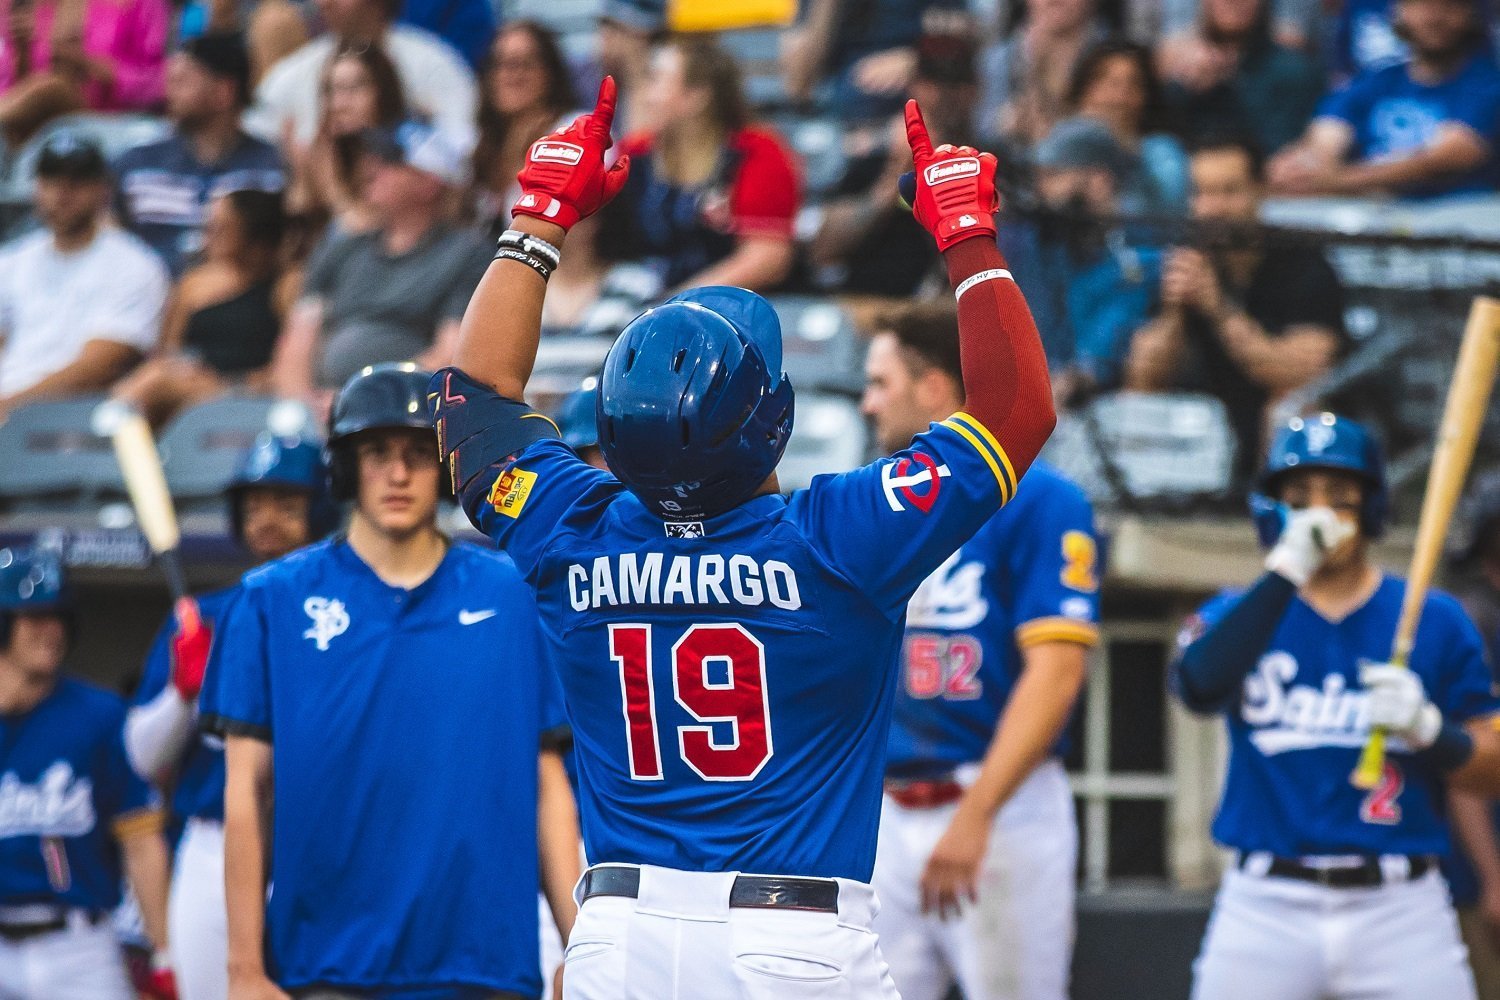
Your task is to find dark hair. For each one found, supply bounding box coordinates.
[474,21,578,186]
[322,42,406,191]
[223,189,286,251]
[1187,133,1265,181]
[880,302,963,386]
[673,39,749,134]
[180,31,252,107]
[1068,38,1167,134]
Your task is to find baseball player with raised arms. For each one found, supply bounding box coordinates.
[0,548,176,1000]
[125,433,335,1000]
[1174,413,1500,1000]
[201,363,578,1000]
[860,302,1098,1000]
[429,79,1056,997]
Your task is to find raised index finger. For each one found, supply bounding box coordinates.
[904,99,933,161]
[584,76,618,145]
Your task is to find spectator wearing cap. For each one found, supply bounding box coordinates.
[1156,0,1324,157]
[976,0,1110,150]
[600,38,801,295]
[1269,0,1500,200]
[113,189,294,427]
[0,135,169,416]
[270,120,487,415]
[1124,136,1347,484]
[1002,115,1161,405]
[810,16,979,298]
[114,32,285,277]
[243,0,475,148]
[0,0,170,147]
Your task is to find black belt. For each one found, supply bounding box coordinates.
[579,866,841,913]
[1240,854,1435,888]
[0,905,101,941]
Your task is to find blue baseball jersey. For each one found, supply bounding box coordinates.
[0,678,162,910]
[886,462,1100,777]
[130,585,241,823]
[200,538,566,996]
[442,371,1019,883]
[1176,576,1500,857]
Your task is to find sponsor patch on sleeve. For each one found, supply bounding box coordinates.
[488,467,538,518]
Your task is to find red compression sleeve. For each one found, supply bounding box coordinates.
[946,238,1056,480]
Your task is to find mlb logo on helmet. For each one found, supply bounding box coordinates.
[488,467,538,518]
[531,141,584,165]
[882,453,951,513]
[924,158,980,186]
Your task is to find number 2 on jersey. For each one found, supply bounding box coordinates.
[1359,761,1403,825]
[611,623,774,782]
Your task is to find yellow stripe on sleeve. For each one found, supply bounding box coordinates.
[1015,616,1100,649]
[949,412,1018,494]
[939,418,1014,503]
[111,808,165,841]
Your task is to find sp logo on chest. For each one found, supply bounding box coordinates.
[303,596,350,651]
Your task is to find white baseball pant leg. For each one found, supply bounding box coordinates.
[1192,865,1476,1000]
[170,818,228,1000]
[541,893,563,987]
[561,865,902,999]
[872,759,1076,1000]
[0,912,134,1000]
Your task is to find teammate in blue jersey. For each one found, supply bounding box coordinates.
[201,364,579,1000]
[861,302,1098,1000]
[125,432,334,1000]
[0,548,176,1000]
[430,80,1056,997]
[1174,413,1500,1000]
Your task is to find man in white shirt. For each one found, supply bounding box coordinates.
[0,134,169,416]
[242,0,477,146]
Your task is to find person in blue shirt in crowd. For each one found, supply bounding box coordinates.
[1002,115,1161,407]
[201,364,578,1000]
[399,0,495,72]
[0,549,176,1000]
[1270,0,1500,200]
[114,32,285,277]
[125,433,335,1000]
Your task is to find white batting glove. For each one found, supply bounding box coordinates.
[1264,507,1356,586]
[1361,662,1444,749]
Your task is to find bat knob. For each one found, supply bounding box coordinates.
[90,400,135,438]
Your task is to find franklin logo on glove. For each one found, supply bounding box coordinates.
[531,141,584,166]
[924,159,981,186]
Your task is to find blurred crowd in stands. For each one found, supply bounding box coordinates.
[0,0,1497,499]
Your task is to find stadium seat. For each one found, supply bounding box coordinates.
[767,296,864,395]
[778,392,869,491]
[159,397,305,500]
[0,397,123,501]
[771,115,848,197]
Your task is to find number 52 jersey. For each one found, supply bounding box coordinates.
[439,375,1023,883]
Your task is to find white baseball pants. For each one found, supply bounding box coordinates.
[561,865,901,999]
[871,759,1077,1000]
[0,911,133,1000]
[170,817,228,1000]
[1192,865,1476,1000]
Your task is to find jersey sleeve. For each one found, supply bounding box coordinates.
[129,615,174,707]
[793,413,1016,620]
[430,367,617,578]
[1009,479,1102,649]
[199,582,271,741]
[1167,589,1243,704]
[1427,593,1500,723]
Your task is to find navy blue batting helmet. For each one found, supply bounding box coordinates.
[226,433,340,546]
[325,362,440,501]
[0,547,72,649]
[1250,412,1388,546]
[597,288,794,520]
[557,383,600,452]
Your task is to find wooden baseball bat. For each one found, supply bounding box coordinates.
[94,403,189,601]
[1352,296,1500,789]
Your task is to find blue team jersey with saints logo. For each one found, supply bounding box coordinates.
[1177,576,1500,857]
[199,538,566,996]
[130,584,241,823]
[886,462,1100,777]
[442,370,1022,883]
[0,678,161,909]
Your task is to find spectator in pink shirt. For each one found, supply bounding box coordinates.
[0,0,170,146]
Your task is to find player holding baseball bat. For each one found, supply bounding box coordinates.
[1172,406,1500,1000]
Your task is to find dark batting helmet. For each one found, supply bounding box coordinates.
[0,547,73,650]
[1250,412,1388,547]
[226,433,340,546]
[325,362,441,501]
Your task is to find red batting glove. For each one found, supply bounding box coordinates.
[145,965,179,1000]
[512,76,631,232]
[169,597,211,701]
[900,100,999,252]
